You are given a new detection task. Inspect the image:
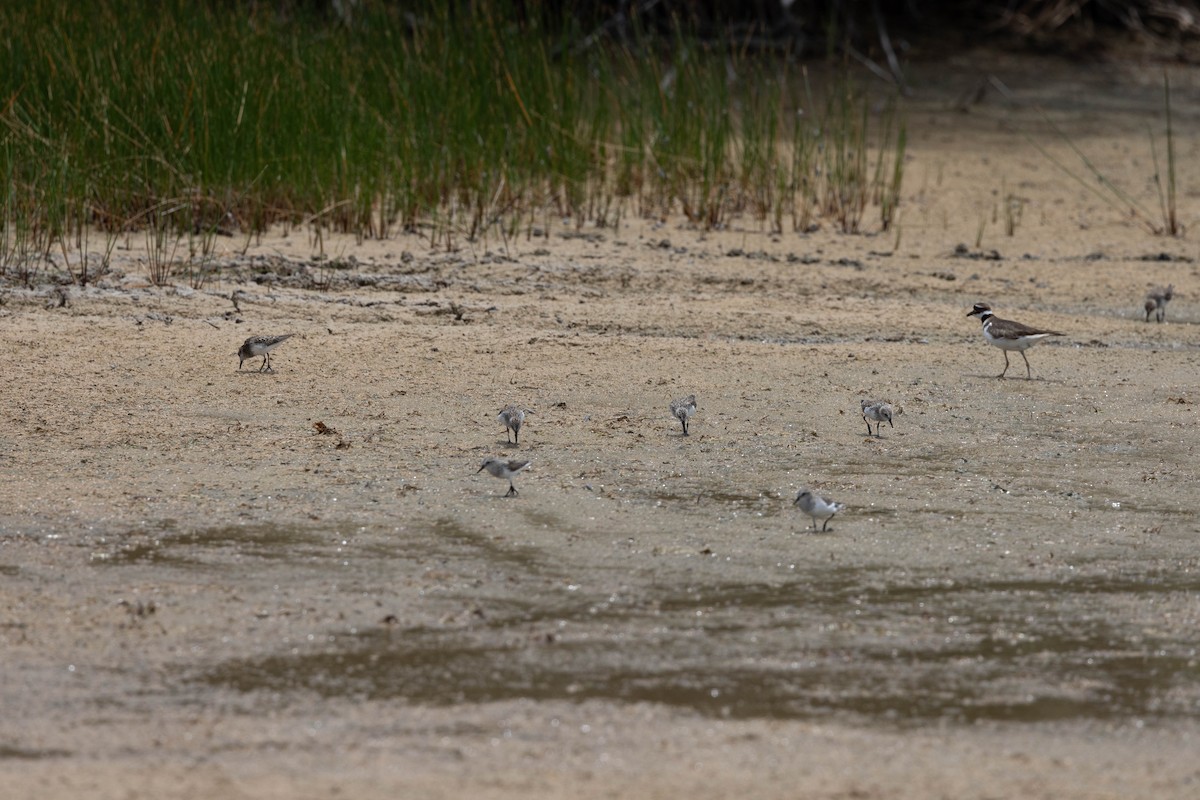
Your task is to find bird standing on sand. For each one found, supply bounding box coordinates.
[670,395,697,436]
[497,405,527,445]
[1144,284,1173,323]
[966,303,1063,380]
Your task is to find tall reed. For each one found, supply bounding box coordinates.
[0,1,908,275]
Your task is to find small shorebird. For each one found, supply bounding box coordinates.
[670,394,697,436]
[860,399,895,437]
[794,488,845,532]
[1144,297,1159,322]
[477,457,530,497]
[966,303,1063,380]
[497,405,527,445]
[238,334,295,372]
[1144,284,1173,323]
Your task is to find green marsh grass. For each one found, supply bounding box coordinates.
[872,98,907,232]
[819,83,870,234]
[0,2,908,283]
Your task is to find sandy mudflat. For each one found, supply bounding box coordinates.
[2,53,1200,798]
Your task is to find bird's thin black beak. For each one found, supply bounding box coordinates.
[476,465,486,473]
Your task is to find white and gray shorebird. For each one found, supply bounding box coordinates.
[238,334,295,372]
[860,399,895,437]
[966,303,1063,380]
[477,457,531,497]
[496,404,528,445]
[1144,284,1174,323]
[670,394,697,436]
[793,488,845,532]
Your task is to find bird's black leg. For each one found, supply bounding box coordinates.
[1022,351,1032,380]
[506,482,517,497]
[998,352,1010,379]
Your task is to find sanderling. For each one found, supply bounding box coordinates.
[238,334,295,372]
[477,457,531,497]
[967,303,1063,379]
[1144,284,1173,323]
[860,399,895,437]
[670,394,697,436]
[793,488,845,532]
[497,404,527,445]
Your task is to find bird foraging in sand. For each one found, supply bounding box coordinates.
[238,334,295,372]
[793,488,845,532]
[496,404,528,445]
[860,399,895,437]
[477,457,531,497]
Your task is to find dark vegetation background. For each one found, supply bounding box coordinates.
[291,0,1200,58]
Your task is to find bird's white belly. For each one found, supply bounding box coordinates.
[984,327,1042,351]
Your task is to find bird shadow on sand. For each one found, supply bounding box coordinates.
[961,372,1067,384]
